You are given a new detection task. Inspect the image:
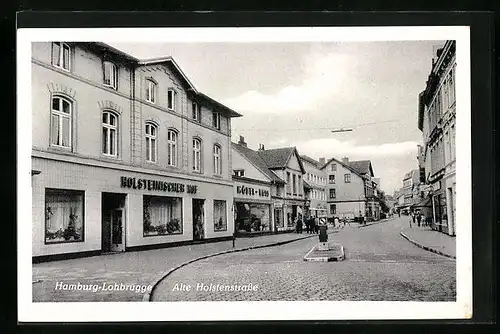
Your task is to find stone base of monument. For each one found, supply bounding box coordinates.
[303,242,345,262]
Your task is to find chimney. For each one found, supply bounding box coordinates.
[238,135,247,147]
[342,156,349,164]
[319,157,326,165]
[258,143,265,151]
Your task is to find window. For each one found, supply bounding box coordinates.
[167,89,176,111]
[286,172,291,194]
[450,125,456,161]
[145,123,157,163]
[52,42,71,71]
[329,189,336,199]
[167,129,178,167]
[103,61,118,89]
[51,96,72,148]
[45,188,84,243]
[331,163,337,172]
[143,195,183,236]
[102,111,118,157]
[234,169,245,177]
[146,79,156,103]
[344,174,351,183]
[329,175,335,184]
[298,175,302,195]
[213,144,222,175]
[330,204,336,215]
[212,112,221,130]
[192,138,202,172]
[449,69,455,105]
[292,174,297,194]
[214,200,227,231]
[192,102,200,122]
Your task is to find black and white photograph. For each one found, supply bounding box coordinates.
[18,25,472,322]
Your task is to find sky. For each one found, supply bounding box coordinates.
[109,41,444,194]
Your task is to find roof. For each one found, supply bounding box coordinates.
[232,143,284,184]
[91,42,242,118]
[197,93,242,118]
[300,155,322,168]
[258,147,306,173]
[319,157,364,179]
[348,160,374,177]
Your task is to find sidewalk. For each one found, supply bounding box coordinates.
[400,225,456,259]
[32,231,323,302]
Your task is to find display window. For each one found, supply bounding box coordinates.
[45,188,84,243]
[143,195,183,236]
[236,203,270,232]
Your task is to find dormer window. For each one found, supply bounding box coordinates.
[52,42,71,71]
[167,89,177,111]
[212,112,221,130]
[192,102,200,122]
[103,61,118,89]
[146,79,156,104]
[234,169,244,177]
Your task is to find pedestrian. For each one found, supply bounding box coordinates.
[408,211,413,228]
[420,212,426,228]
[416,211,422,227]
[334,216,340,229]
[398,210,401,218]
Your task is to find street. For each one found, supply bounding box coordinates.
[151,216,456,301]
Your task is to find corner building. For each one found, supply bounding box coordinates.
[31,42,241,261]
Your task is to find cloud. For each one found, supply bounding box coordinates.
[222,52,356,114]
[294,138,419,159]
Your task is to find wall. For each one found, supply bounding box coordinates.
[32,157,234,256]
[32,43,132,164]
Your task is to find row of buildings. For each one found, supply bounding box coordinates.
[394,40,456,236]
[31,42,385,261]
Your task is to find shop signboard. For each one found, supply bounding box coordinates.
[234,181,271,201]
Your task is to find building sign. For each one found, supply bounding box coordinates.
[120,176,198,194]
[234,182,270,199]
[432,181,441,192]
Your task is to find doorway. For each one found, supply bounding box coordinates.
[102,193,126,253]
[192,199,205,241]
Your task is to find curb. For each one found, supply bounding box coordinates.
[143,231,337,301]
[303,244,345,262]
[357,217,395,228]
[400,232,456,259]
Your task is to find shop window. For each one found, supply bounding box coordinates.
[145,79,157,104]
[167,89,177,111]
[329,175,335,184]
[145,123,157,163]
[143,195,182,236]
[103,61,118,89]
[344,173,351,183]
[52,42,71,71]
[213,144,222,175]
[50,95,73,149]
[213,200,227,231]
[274,208,283,228]
[45,188,84,243]
[236,203,270,232]
[192,137,202,172]
[167,129,178,167]
[102,111,118,157]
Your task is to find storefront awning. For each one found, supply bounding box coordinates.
[411,197,432,208]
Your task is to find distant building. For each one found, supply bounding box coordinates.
[418,40,456,236]
[403,169,421,208]
[320,156,380,221]
[300,155,327,218]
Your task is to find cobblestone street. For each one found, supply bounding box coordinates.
[151,217,456,301]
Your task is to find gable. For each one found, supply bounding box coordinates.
[232,148,271,182]
[286,150,303,172]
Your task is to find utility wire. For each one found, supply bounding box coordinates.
[234,119,402,132]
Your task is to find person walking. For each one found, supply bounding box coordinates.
[416,211,422,227]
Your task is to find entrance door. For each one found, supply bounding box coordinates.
[102,193,126,253]
[193,199,205,241]
[111,209,124,252]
